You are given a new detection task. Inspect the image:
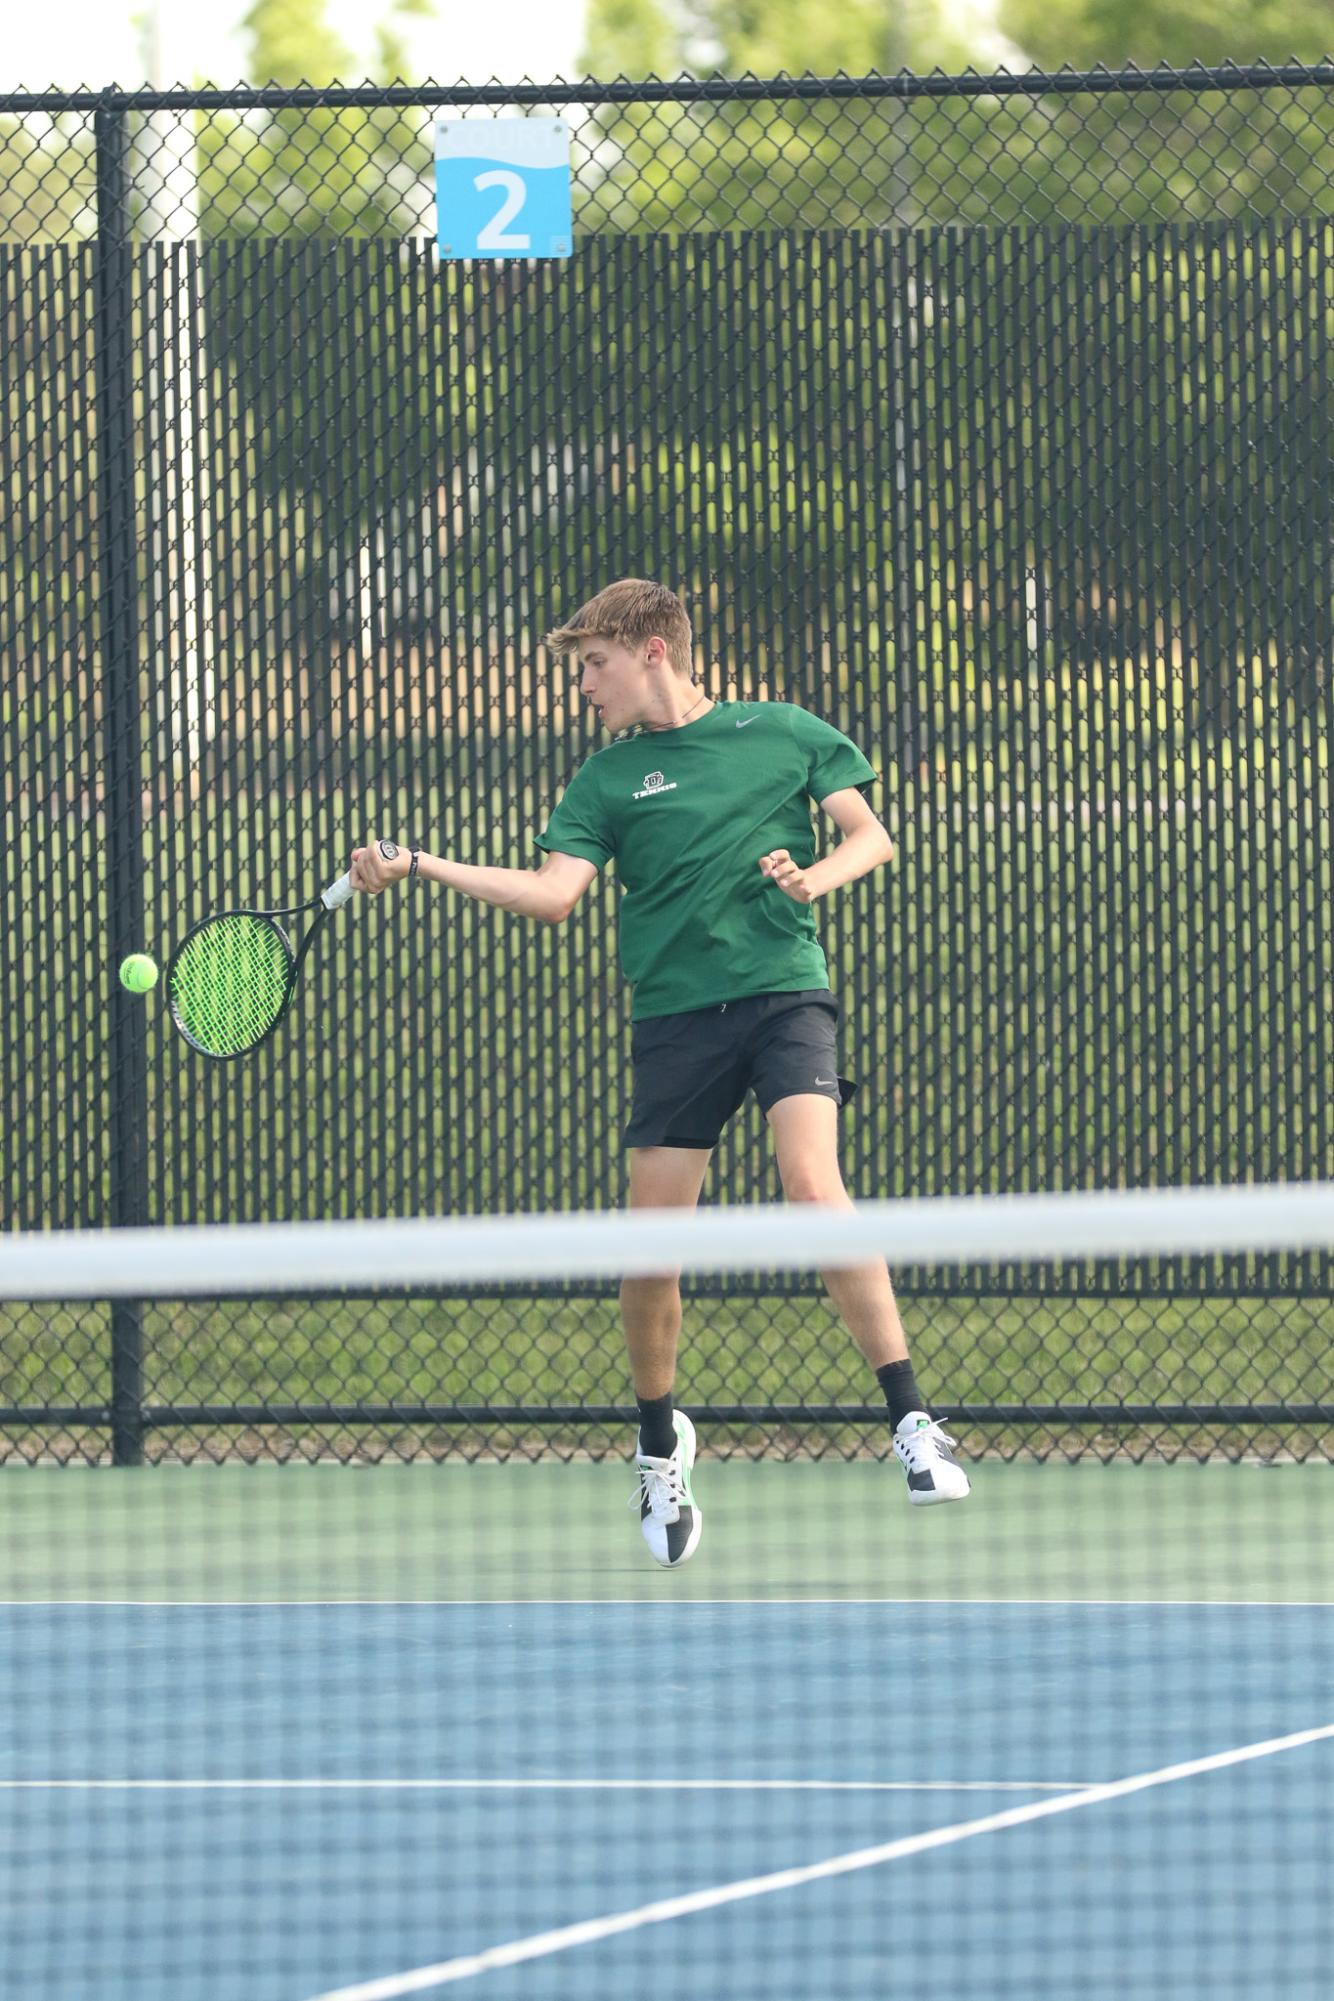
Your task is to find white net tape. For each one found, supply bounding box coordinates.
[4,1182,1334,1297]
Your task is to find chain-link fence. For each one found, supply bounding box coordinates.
[4,66,1333,1464]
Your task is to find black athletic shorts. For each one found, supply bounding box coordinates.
[624,989,858,1150]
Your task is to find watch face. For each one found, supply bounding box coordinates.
[377,840,400,861]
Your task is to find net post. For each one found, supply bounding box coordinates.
[95,99,147,1468]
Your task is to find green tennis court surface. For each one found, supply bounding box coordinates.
[2,1461,1327,1602]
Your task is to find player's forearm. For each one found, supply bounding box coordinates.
[415,853,563,922]
[804,826,895,899]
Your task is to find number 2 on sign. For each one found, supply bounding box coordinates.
[475,170,530,252]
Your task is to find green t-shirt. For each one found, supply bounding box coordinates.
[534,700,878,1020]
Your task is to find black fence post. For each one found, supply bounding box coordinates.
[94,100,148,1467]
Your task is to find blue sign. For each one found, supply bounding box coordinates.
[435,118,572,260]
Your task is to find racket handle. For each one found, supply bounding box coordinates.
[321,871,354,911]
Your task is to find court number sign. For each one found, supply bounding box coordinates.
[434,119,572,260]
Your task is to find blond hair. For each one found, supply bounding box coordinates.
[544,579,694,678]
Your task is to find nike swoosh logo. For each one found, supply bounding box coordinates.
[736,717,758,728]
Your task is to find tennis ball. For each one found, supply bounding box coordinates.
[119,953,159,994]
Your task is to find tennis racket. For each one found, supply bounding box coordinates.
[165,843,391,1059]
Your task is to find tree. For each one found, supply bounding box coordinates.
[568,0,1334,717]
[581,0,679,79]
[199,0,435,236]
[577,0,1334,232]
[996,0,1333,70]
[241,0,356,82]
[0,117,93,242]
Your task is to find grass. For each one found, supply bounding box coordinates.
[2,1285,1328,1467]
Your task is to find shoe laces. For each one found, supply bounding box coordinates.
[899,1416,959,1464]
[630,1447,686,1523]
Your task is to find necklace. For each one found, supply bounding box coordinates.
[644,688,710,732]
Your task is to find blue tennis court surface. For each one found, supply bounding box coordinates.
[2,1598,1330,1998]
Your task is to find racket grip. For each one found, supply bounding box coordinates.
[322,871,355,910]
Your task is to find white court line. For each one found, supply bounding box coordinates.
[301,1721,1334,2001]
[0,1778,1087,1794]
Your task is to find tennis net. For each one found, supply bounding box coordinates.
[1,1188,1330,1999]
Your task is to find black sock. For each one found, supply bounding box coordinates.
[876,1359,926,1432]
[636,1390,677,1459]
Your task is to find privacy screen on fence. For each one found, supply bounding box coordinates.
[3,70,1333,1461]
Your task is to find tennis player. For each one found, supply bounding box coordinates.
[350,579,969,1566]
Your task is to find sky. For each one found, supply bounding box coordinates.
[1,0,588,92]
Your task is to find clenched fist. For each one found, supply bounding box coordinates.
[350,838,411,895]
[758,849,814,905]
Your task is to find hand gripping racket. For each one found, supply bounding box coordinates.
[165,842,392,1059]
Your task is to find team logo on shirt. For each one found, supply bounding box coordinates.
[633,770,678,801]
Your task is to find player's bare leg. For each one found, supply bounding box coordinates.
[621,1144,712,1393]
[764,1094,906,1363]
[765,1093,969,1505]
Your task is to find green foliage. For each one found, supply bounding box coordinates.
[997,0,1334,71]
[575,0,1334,235]
[0,117,93,241]
[581,0,952,80]
[199,0,434,236]
[197,104,419,236]
[241,0,355,84]
[687,0,905,78]
[580,0,680,79]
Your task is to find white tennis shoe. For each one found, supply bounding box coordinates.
[894,1412,971,1505]
[632,1411,703,1566]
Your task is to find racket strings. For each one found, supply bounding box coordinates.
[168,915,295,1057]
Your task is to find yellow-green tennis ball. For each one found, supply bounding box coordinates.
[119,953,159,994]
